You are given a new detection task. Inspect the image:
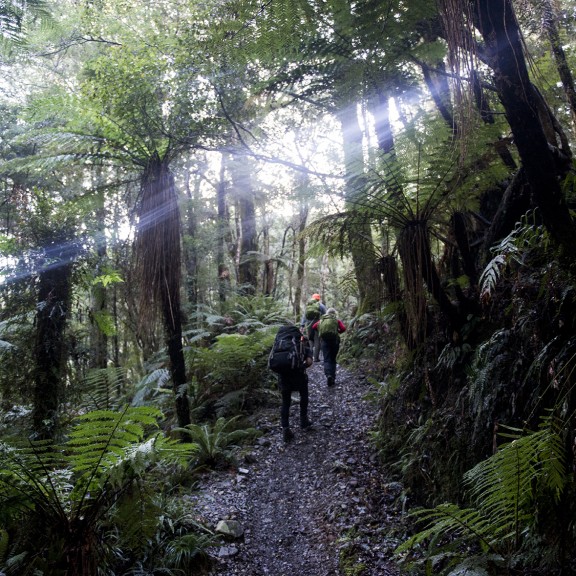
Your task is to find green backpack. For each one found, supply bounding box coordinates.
[318,314,339,339]
[305,299,321,321]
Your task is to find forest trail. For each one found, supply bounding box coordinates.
[188,362,403,576]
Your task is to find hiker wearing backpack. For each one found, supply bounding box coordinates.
[300,293,326,362]
[312,308,346,387]
[268,324,314,443]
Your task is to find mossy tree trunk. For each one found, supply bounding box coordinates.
[184,161,201,308]
[294,202,309,320]
[217,155,231,304]
[89,184,108,370]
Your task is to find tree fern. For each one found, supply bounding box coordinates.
[0,0,54,52]
[0,406,197,575]
[396,414,568,574]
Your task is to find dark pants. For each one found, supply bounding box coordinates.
[278,371,309,428]
[307,325,321,361]
[320,336,340,379]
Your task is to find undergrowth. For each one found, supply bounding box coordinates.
[370,215,576,573]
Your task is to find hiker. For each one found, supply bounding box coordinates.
[312,307,346,387]
[268,323,314,443]
[300,293,326,362]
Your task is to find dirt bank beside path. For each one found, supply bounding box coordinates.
[189,362,403,576]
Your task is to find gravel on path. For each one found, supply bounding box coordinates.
[188,361,404,576]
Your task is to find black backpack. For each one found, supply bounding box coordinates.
[268,325,305,374]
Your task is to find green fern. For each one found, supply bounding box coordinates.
[225,294,291,326]
[467,329,511,418]
[78,366,128,410]
[480,212,548,302]
[395,414,568,574]
[132,367,172,407]
[109,493,215,574]
[0,406,196,575]
[175,415,260,468]
[188,328,276,416]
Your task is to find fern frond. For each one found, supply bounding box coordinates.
[0,339,15,351]
[67,406,162,465]
[480,211,549,302]
[132,368,172,406]
[396,504,490,553]
[396,414,569,569]
[462,414,567,545]
[479,254,507,302]
[80,367,128,410]
[174,415,259,467]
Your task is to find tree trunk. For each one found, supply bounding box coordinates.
[421,60,458,135]
[230,155,259,293]
[473,0,576,254]
[370,91,406,200]
[89,186,108,370]
[398,221,462,339]
[294,208,308,319]
[380,255,414,349]
[32,245,75,439]
[259,202,272,295]
[136,153,190,429]
[542,0,576,128]
[217,155,230,304]
[292,170,310,318]
[482,168,531,254]
[183,162,200,307]
[337,101,382,313]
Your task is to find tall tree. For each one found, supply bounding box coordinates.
[135,152,189,427]
[16,0,226,427]
[229,154,259,293]
[532,0,576,128]
[26,197,80,439]
[490,0,576,249]
[217,153,232,305]
[88,172,109,370]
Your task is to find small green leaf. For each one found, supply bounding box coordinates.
[93,269,124,287]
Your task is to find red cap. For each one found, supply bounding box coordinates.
[312,293,321,301]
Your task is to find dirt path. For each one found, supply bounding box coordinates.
[189,362,403,576]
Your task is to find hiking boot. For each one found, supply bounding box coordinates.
[301,418,314,430]
[283,428,294,443]
[327,376,335,387]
